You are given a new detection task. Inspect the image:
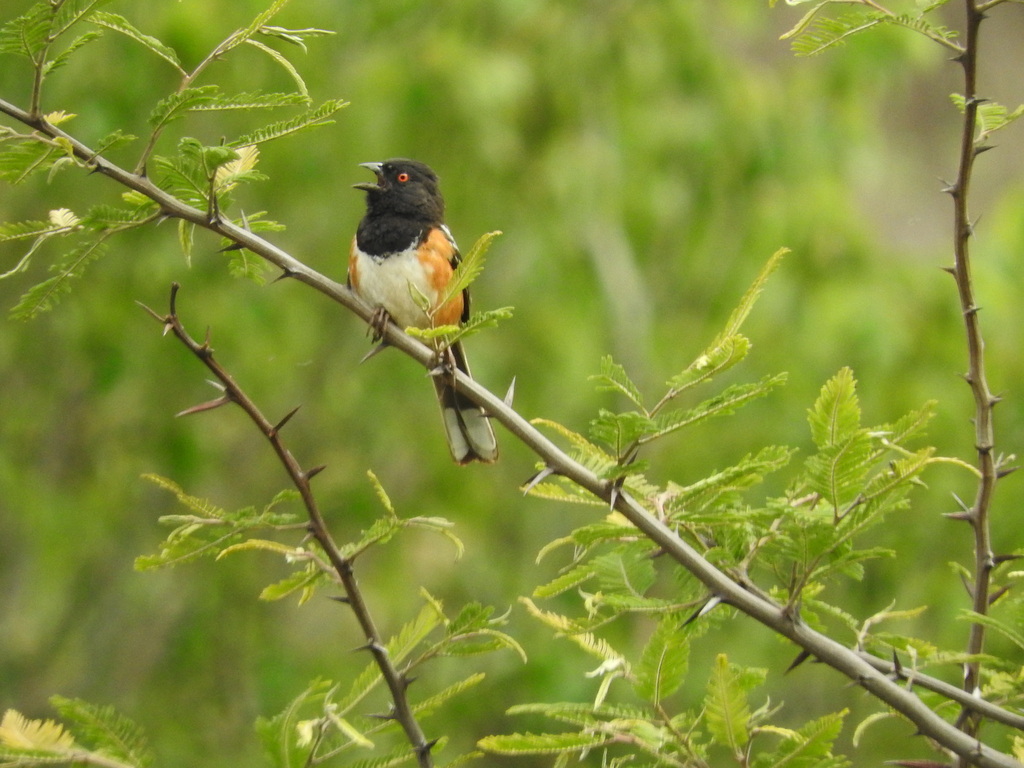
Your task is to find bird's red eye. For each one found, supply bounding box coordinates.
[396,172,410,183]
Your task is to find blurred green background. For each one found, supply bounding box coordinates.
[2,1,1023,765]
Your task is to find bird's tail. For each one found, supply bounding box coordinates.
[433,342,498,464]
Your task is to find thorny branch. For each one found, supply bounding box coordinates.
[140,283,436,768]
[944,1,1009,750]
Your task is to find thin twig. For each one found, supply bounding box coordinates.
[946,0,1001,748]
[145,283,435,768]
[2,96,1022,768]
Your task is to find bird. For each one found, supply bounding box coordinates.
[348,158,498,464]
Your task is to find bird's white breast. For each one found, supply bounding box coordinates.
[353,246,439,330]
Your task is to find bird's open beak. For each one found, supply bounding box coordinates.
[352,161,384,192]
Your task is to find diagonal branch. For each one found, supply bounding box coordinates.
[141,283,436,768]
[3,96,1021,768]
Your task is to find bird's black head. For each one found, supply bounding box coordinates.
[353,158,445,223]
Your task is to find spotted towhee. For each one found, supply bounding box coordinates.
[348,158,498,464]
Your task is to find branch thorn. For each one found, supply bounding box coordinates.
[176,396,231,417]
[273,405,302,434]
[359,341,390,364]
[503,376,516,407]
[522,465,556,495]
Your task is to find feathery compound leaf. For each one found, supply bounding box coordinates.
[807,367,861,449]
[589,409,656,455]
[11,236,106,320]
[50,696,152,767]
[533,562,596,598]
[193,91,310,111]
[87,11,183,71]
[255,678,334,768]
[0,709,75,752]
[228,98,348,147]
[0,4,51,59]
[410,673,486,718]
[717,247,787,343]
[669,334,751,392]
[244,38,312,98]
[479,732,611,756]
[751,710,848,768]
[649,374,787,445]
[259,561,327,604]
[438,230,502,313]
[803,368,874,510]
[591,546,657,597]
[666,249,784,394]
[950,94,1024,142]
[259,25,335,51]
[148,85,220,128]
[705,654,755,753]
[43,30,102,76]
[662,445,794,514]
[634,615,690,705]
[228,0,294,51]
[790,11,883,56]
[0,138,74,184]
[591,355,644,408]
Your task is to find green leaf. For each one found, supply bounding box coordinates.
[591,546,657,597]
[228,98,348,147]
[790,11,882,56]
[478,732,611,755]
[807,367,861,448]
[148,85,220,128]
[716,247,787,344]
[533,562,596,599]
[589,408,656,454]
[705,654,752,753]
[591,355,644,408]
[668,334,750,392]
[255,679,333,768]
[259,562,327,604]
[752,710,849,768]
[410,673,486,718]
[958,610,1024,652]
[634,615,690,705]
[0,4,51,60]
[50,696,152,768]
[804,369,877,511]
[43,29,102,75]
[0,138,72,184]
[950,93,1024,142]
[649,374,787,445]
[191,90,311,111]
[663,445,794,514]
[11,236,106,320]
[438,230,502,315]
[224,0,294,53]
[227,247,270,284]
[134,475,298,569]
[258,24,335,52]
[667,249,784,392]
[244,38,312,98]
[87,11,183,71]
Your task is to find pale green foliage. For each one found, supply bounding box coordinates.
[0,696,152,768]
[778,0,959,56]
[136,471,518,768]
[500,254,942,766]
[0,0,344,317]
[406,230,515,348]
[950,93,1024,144]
